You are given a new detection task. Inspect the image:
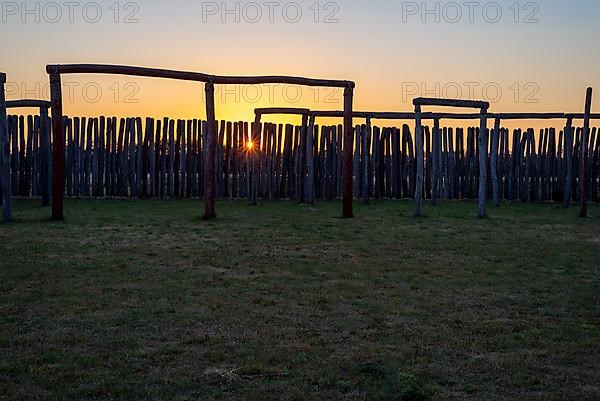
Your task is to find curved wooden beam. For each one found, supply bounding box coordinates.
[46,64,355,89]
[414,97,490,109]
[255,107,310,116]
[6,99,51,109]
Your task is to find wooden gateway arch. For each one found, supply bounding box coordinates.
[413,98,490,218]
[6,100,52,210]
[1,72,53,222]
[46,64,356,221]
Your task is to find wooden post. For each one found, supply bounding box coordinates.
[363,118,371,205]
[478,108,489,218]
[299,113,308,203]
[415,105,424,217]
[580,88,593,218]
[0,73,11,222]
[49,72,64,220]
[251,114,261,205]
[353,125,361,198]
[432,117,440,206]
[136,118,143,197]
[563,117,574,208]
[39,106,51,206]
[343,86,354,218]
[491,117,501,207]
[306,113,316,204]
[204,82,217,219]
[167,120,175,198]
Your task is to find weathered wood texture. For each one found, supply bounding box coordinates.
[4,113,600,208]
[0,74,11,221]
[46,64,355,88]
[580,88,593,217]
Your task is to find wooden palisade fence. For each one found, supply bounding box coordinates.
[3,110,600,210]
[2,81,599,220]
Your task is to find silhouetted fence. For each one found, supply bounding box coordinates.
[1,114,599,204]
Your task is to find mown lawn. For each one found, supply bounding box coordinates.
[1,199,599,401]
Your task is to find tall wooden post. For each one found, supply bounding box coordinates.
[363,117,371,205]
[432,117,440,206]
[580,87,593,218]
[49,72,65,221]
[0,73,11,222]
[342,86,354,218]
[478,108,489,218]
[415,105,424,217]
[204,82,217,219]
[299,113,308,203]
[251,113,261,206]
[306,113,315,204]
[491,117,501,207]
[40,105,51,206]
[563,117,574,208]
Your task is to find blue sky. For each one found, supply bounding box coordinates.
[2,0,599,125]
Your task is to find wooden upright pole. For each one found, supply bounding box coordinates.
[580,87,593,218]
[0,73,11,222]
[306,113,315,204]
[204,82,217,219]
[491,117,501,207]
[478,108,489,218]
[40,105,51,206]
[251,113,261,206]
[363,117,371,205]
[415,105,424,217]
[343,86,354,218]
[49,72,65,221]
[432,117,440,206]
[299,113,308,203]
[563,117,574,208]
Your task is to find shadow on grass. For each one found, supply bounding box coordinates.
[354,362,429,401]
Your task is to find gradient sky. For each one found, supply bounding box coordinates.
[2,0,600,129]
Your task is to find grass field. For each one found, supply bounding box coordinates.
[1,199,599,401]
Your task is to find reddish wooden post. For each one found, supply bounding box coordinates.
[478,107,489,218]
[414,105,424,217]
[0,72,11,222]
[40,105,51,206]
[49,71,65,221]
[580,87,593,218]
[204,82,217,219]
[343,85,354,218]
